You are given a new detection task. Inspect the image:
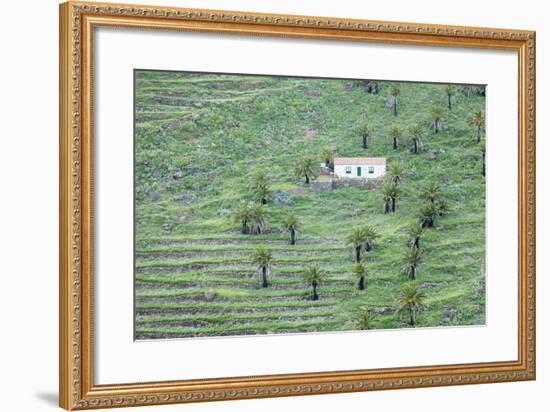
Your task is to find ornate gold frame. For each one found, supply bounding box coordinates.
[59,1,536,409]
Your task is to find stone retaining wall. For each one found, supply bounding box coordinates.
[311,178,382,191]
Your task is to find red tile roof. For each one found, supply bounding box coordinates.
[333,157,386,166]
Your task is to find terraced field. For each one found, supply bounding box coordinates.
[134,70,486,339]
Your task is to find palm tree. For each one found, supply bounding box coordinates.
[387,125,401,149]
[248,169,271,204]
[252,246,272,288]
[361,225,378,252]
[409,124,423,154]
[390,85,400,116]
[250,204,267,235]
[462,85,475,97]
[419,202,439,228]
[233,202,252,234]
[396,283,426,327]
[282,213,301,245]
[445,84,456,110]
[469,110,485,143]
[381,181,401,213]
[354,307,378,330]
[422,181,441,204]
[364,80,379,94]
[429,106,444,133]
[347,228,366,263]
[388,162,405,185]
[359,121,370,149]
[320,146,334,168]
[353,263,369,290]
[401,246,423,280]
[406,223,423,248]
[294,155,318,184]
[304,266,322,301]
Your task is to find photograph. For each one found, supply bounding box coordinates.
[133,70,487,340]
[54,1,537,409]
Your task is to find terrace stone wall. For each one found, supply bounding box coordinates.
[311,178,382,191]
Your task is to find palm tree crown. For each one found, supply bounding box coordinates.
[347,228,366,262]
[354,307,378,330]
[469,110,485,143]
[390,85,400,97]
[361,225,379,251]
[381,180,401,213]
[396,283,426,326]
[401,246,423,280]
[409,124,423,153]
[388,162,405,185]
[304,266,322,284]
[304,266,323,300]
[389,85,400,116]
[387,125,401,149]
[429,106,444,133]
[423,181,441,204]
[445,84,456,110]
[320,146,335,167]
[282,212,300,232]
[281,212,301,245]
[359,121,370,149]
[250,203,267,235]
[406,223,424,248]
[233,202,253,234]
[248,169,271,204]
[252,245,272,267]
[251,245,273,287]
[294,155,318,184]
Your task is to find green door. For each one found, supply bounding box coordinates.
[357,166,362,177]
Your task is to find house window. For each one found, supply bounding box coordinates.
[345,166,352,174]
[368,166,375,174]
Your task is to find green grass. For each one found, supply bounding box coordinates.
[134,70,486,339]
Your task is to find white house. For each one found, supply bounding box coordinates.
[333,157,386,178]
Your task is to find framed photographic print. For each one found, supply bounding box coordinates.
[59,1,536,409]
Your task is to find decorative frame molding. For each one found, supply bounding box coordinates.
[59,1,536,409]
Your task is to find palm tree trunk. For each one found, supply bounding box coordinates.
[413,139,418,154]
[410,307,416,326]
[242,221,248,234]
[364,241,372,252]
[262,267,268,288]
[422,218,433,228]
[414,237,420,248]
[384,200,391,214]
[477,125,481,143]
[355,246,361,263]
[312,282,318,301]
[448,94,452,110]
[393,137,398,149]
[305,174,310,184]
[362,133,368,149]
[410,265,416,280]
[434,120,438,133]
[392,98,398,116]
[392,198,396,213]
[261,198,267,205]
[290,228,296,245]
[482,151,486,177]
[358,276,365,290]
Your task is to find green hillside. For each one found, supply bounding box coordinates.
[134,70,486,339]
